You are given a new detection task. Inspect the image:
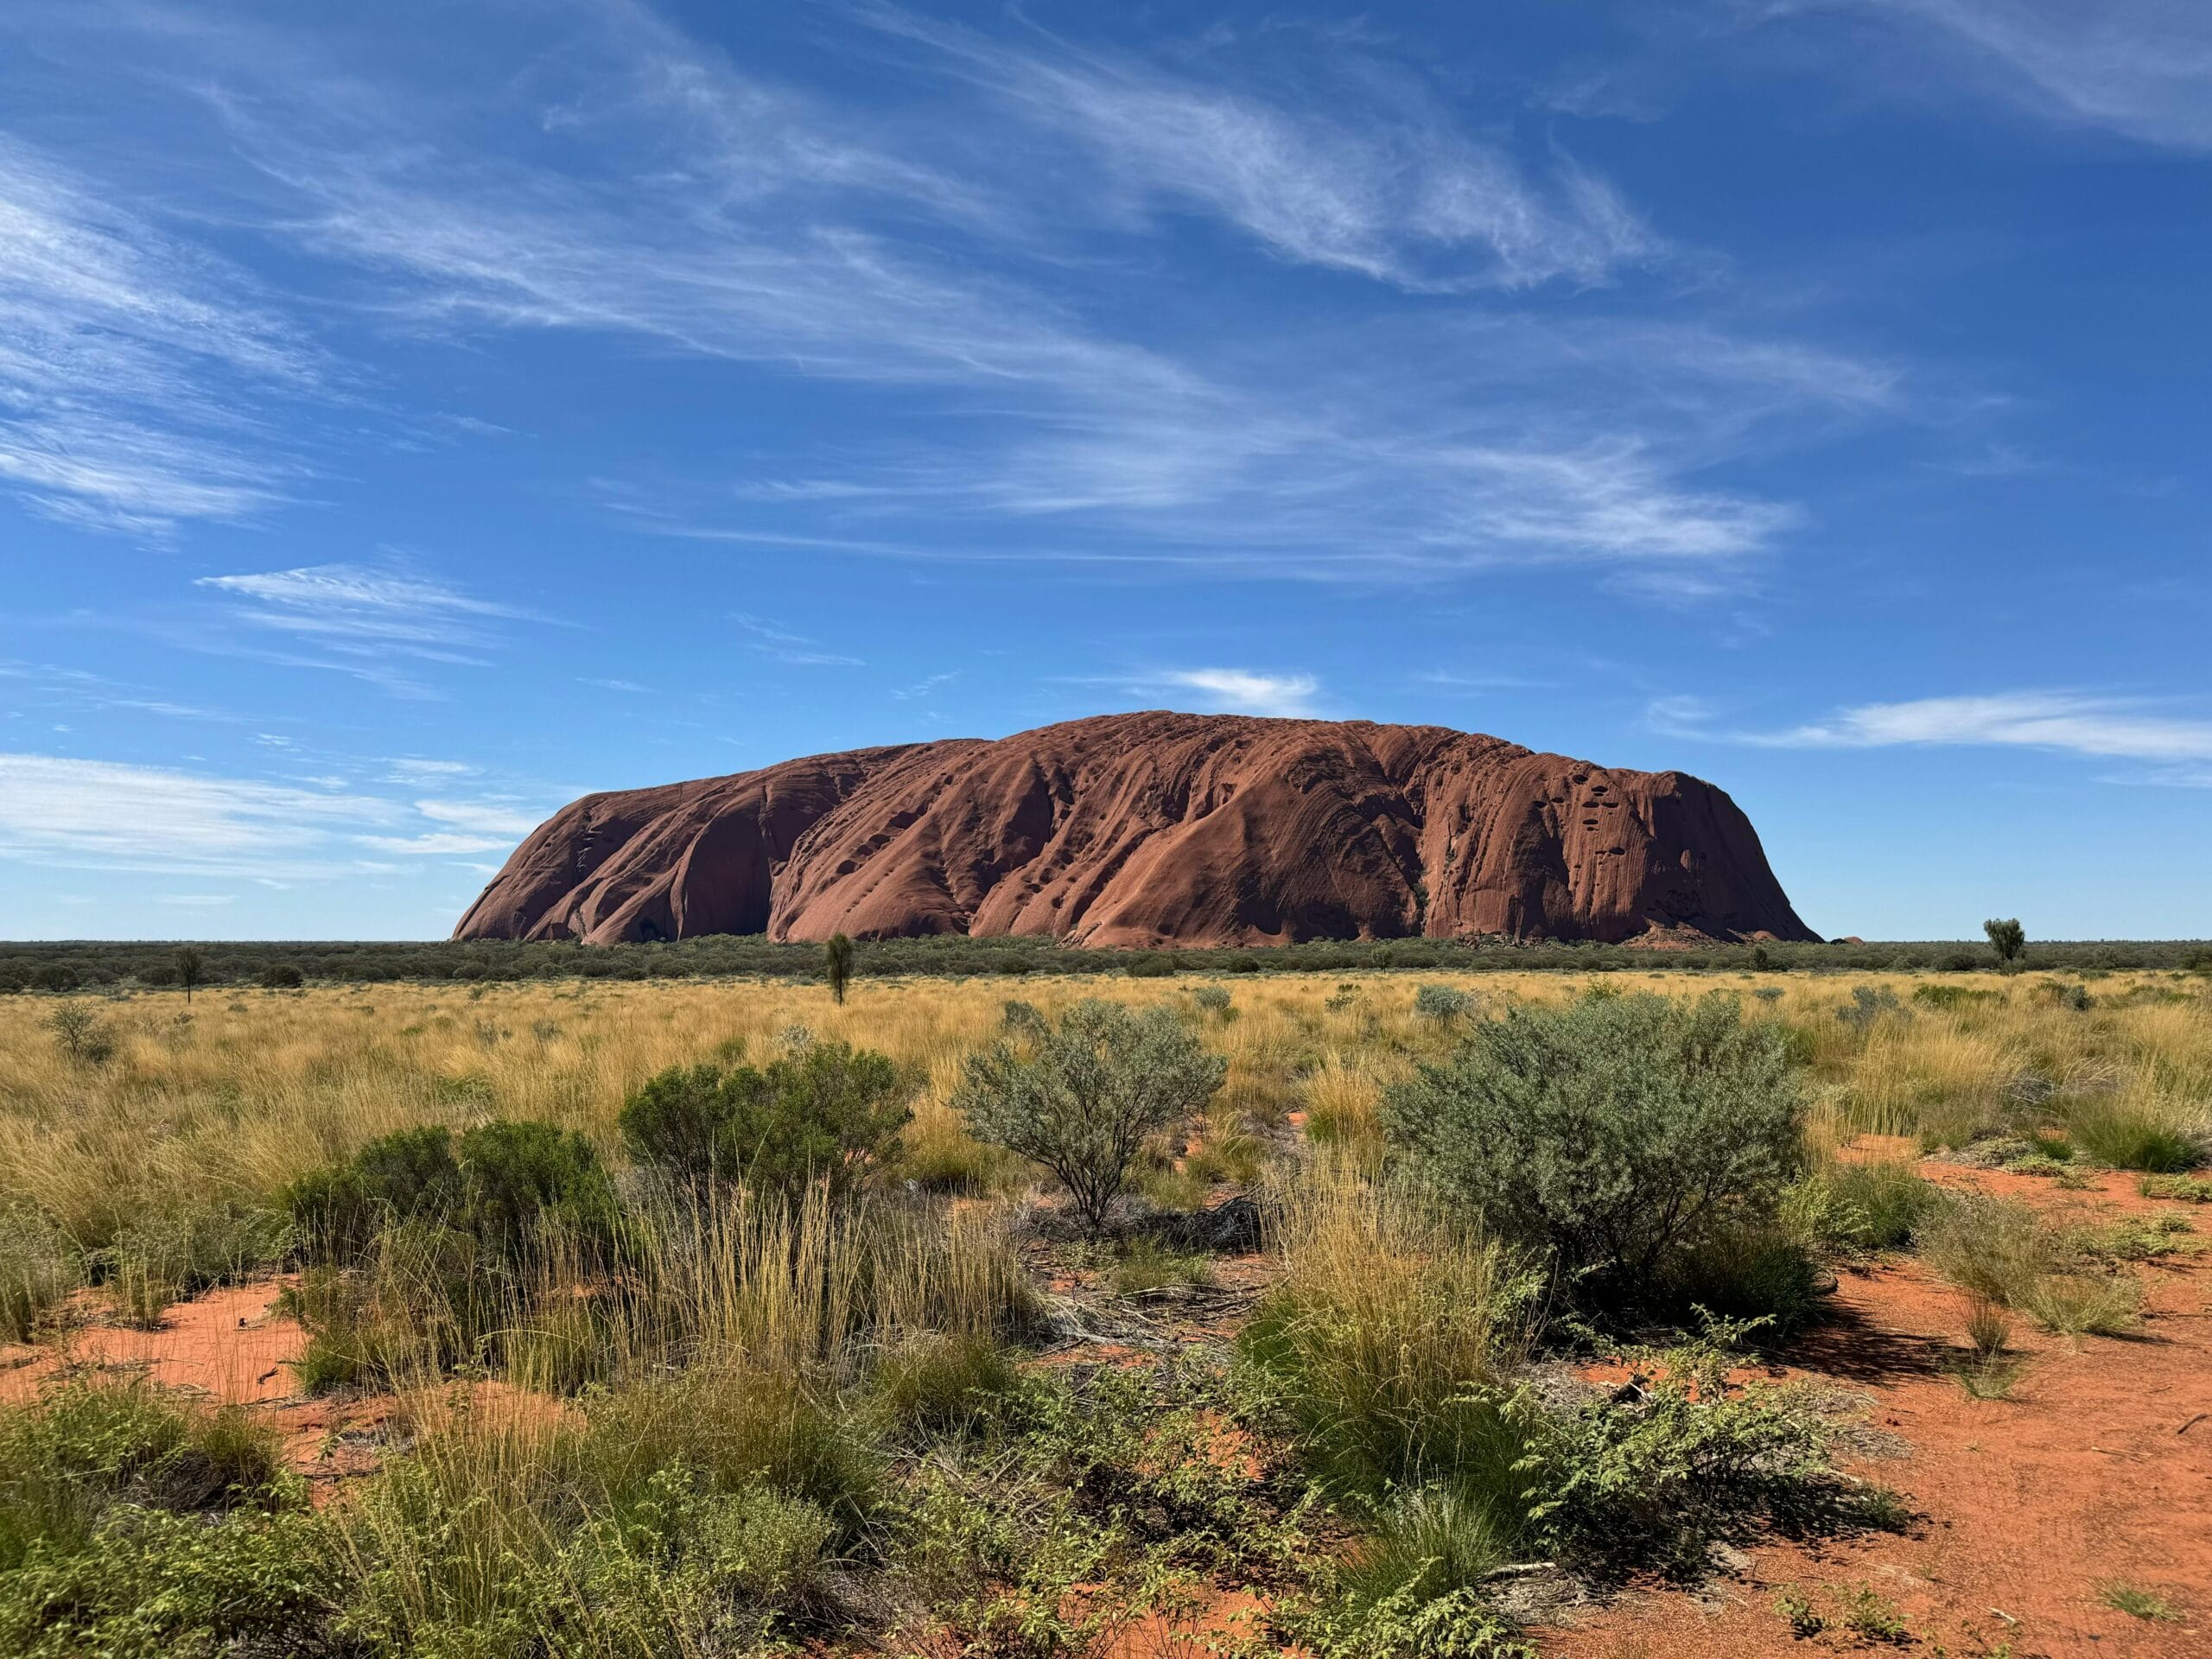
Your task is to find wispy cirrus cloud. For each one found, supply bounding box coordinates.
[193,562,550,695]
[866,5,1664,291]
[3,2,1913,589]
[0,753,393,877]
[0,751,545,876]
[1655,690,2212,783]
[732,614,864,668]
[0,138,317,533]
[1746,691,2212,763]
[1834,0,2212,149]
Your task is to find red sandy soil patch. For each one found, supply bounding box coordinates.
[1541,1162,2212,1659]
[0,1278,306,1406]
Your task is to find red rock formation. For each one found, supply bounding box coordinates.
[454,713,1815,947]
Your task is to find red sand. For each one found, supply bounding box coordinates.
[1542,1162,2212,1658]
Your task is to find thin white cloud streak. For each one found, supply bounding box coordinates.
[414,798,540,838]
[1137,669,1321,718]
[1845,0,2212,149]
[0,752,544,875]
[0,753,394,877]
[1745,692,2212,763]
[732,614,865,668]
[866,6,1664,291]
[192,562,549,693]
[0,137,315,531]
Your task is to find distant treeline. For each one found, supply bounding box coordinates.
[3,933,2210,993]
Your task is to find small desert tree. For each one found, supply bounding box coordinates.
[1983,918,2026,969]
[955,998,1227,1233]
[174,945,207,1005]
[824,932,855,1006]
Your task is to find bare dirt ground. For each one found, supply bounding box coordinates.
[1545,1163,2212,1659]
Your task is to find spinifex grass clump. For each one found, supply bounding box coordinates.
[0,1208,79,1344]
[1382,991,1810,1325]
[1919,1192,2144,1339]
[2062,1092,2204,1173]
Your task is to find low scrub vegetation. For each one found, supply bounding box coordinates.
[0,964,2199,1654]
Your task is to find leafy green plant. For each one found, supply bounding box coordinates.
[956,999,1226,1234]
[1840,1583,1910,1643]
[1984,917,2026,968]
[824,931,854,1006]
[1382,992,1803,1309]
[2140,1173,2212,1202]
[1777,1588,1826,1638]
[1413,984,1474,1022]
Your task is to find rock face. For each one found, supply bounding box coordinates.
[454,712,1815,948]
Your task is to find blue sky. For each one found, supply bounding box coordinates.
[3,0,2208,942]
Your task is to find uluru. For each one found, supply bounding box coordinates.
[455,712,1813,949]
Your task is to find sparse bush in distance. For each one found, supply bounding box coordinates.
[1382,992,1804,1309]
[955,999,1226,1233]
[619,1041,912,1202]
[1984,917,2026,968]
[43,1005,114,1068]
[1189,982,1235,1020]
[257,963,304,990]
[174,945,207,1004]
[1412,983,1473,1021]
[824,931,854,1005]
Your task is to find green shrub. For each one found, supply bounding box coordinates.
[1382,993,1803,1310]
[289,1120,620,1271]
[286,1124,464,1262]
[618,1042,912,1202]
[457,1119,621,1261]
[1530,1340,1837,1577]
[257,963,305,990]
[1413,984,1473,1022]
[1190,982,1236,1020]
[956,999,1226,1233]
[0,1384,289,1570]
[0,1504,339,1659]
[1786,1159,1937,1256]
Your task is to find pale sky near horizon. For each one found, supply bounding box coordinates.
[3,0,2209,942]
